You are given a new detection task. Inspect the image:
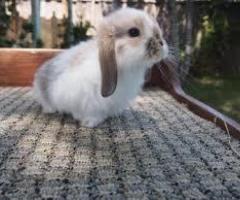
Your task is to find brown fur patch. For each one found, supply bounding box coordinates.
[98,22,118,97]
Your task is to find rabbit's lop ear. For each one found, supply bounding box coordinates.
[98,23,118,97]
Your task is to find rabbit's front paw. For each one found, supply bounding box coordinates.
[81,117,104,128]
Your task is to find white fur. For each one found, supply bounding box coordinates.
[33,8,168,127]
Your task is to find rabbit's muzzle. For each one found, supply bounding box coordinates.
[146,37,162,58]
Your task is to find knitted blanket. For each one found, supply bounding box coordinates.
[0,87,239,199]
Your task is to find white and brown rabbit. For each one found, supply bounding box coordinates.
[33,7,169,127]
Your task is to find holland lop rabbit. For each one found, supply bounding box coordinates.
[33,8,169,127]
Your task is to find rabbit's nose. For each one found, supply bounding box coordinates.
[159,40,163,46]
[146,37,161,58]
[154,32,163,46]
[147,37,160,51]
[147,38,155,49]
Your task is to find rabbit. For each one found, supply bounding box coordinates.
[33,7,169,128]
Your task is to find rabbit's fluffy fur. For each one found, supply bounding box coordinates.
[33,8,169,127]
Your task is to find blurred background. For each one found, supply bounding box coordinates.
[0,0,239,122]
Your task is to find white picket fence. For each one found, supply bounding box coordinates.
[13,0,159,47]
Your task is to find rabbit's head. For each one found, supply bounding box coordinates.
[98,8,169,97]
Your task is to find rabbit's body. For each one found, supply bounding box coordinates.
[34,40,147,127]
[33,8,168,127]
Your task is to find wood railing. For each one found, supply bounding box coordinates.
[151,61,240,140]
[0,48,60,86]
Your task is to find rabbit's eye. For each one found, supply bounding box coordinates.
[128,27,140,37]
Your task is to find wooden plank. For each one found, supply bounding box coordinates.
[0,48,156,87]
[158,60,240,140]
[0,48,61,86]
[173,89,240,140]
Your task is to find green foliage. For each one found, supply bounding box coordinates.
[72,20,92,44]
[0,37,13,47]
[22,22,33,33]
[61,17,93,48]
[0,1,41,48]
[184,75,240,123]
[16,21,44,48]
[127,0,136,7]
[127,0,144,8]
[192,2,231,76]
[0,0,12,47]
[36,38,44,48]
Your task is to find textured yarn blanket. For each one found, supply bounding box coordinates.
[0,87,240,199]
